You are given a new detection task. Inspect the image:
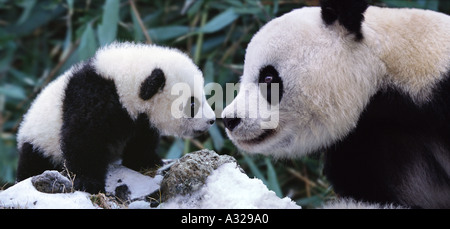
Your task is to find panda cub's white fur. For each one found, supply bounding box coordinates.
[17,67,73,165]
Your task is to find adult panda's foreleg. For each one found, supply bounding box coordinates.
[122,113,163,171]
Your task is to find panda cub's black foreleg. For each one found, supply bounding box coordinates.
[16,142,60,182]
[61,63,135,193]
[122,113,163,171]
[62,137,114,193]
[122,68,167,170]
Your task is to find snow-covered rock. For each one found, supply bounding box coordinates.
[161,163,301,209]
[31,170,73,193]
[0,164,162,209]
[0,177,95,209]
[159,150,301,209]
[0,150,301,209]
[160,149,238,201]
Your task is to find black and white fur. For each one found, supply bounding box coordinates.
[17,42,215,193]
[222,0,450,208]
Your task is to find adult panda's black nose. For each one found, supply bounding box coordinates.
[223,117,241,131]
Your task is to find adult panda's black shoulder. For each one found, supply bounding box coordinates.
[16,42,215,193]
[222,0,450,208]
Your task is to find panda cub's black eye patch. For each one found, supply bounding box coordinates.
[139,68,166,100]
[258,65,283,105]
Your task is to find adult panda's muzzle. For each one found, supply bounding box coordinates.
[223,117,241,131]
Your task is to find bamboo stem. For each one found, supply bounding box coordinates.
[129,0,152,44]
[194,4,209,65]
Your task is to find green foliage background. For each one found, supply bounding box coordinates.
[0,0,448,208]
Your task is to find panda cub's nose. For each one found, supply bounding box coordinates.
[208,119,215,125]
[223,117,241,131]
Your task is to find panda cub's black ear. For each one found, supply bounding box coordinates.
[139,68,166,100]
[320,0,369,41]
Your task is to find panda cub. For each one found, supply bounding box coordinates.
[222,0,450,208]
[17,42,215,193]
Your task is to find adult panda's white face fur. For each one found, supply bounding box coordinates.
[222,5,450,158]
[93,42,215,137]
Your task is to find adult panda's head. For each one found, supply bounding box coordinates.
[93,42,215,138]
[222,0,450,158]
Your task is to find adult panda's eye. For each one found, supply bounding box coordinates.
[190,97,195,108]
[184,96,200,118]
[258,65,280,85]
[258,65,283,105]
[190,97,195,117]
[264,75,273,83]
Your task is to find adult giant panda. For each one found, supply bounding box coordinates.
[17,42,215,194]
[222,0,450,208]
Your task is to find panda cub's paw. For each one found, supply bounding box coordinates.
[31,170,104,194]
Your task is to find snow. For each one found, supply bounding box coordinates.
[0,162,301,209]
[161,163,301,209]
[0,165,161,209]
[105,164,163,201]
[0,178,95,209]
[128,200,153,209]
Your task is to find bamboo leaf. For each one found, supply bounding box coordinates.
[130,6,144,42]
[78,24,98,61]
[203,59,214,84]
[166,138,185,159]
[208,123,224,151]
[383,0,439,10]
[242,153,268,185]
[6,2,65,36]
[97,0,120,46]
[265,157,282,197]
[0,41,16,72]
[186,0,204,16]
[16,0,37,25]
[62,0,74,59]
[9,68,35,86]
[199,8,238,34]
[148,26,190,42]
[0,84,27,100]
[296,195,324,208]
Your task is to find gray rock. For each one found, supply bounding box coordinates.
[31,171,73,194]
[160,149,241,201]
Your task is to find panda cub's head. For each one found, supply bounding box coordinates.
[93,42,215,137]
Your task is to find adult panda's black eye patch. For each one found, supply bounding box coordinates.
[139,68,166,100]
[258,65,283,105]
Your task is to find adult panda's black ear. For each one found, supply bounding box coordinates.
[320,0,369,41]
[139,68,166,100]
